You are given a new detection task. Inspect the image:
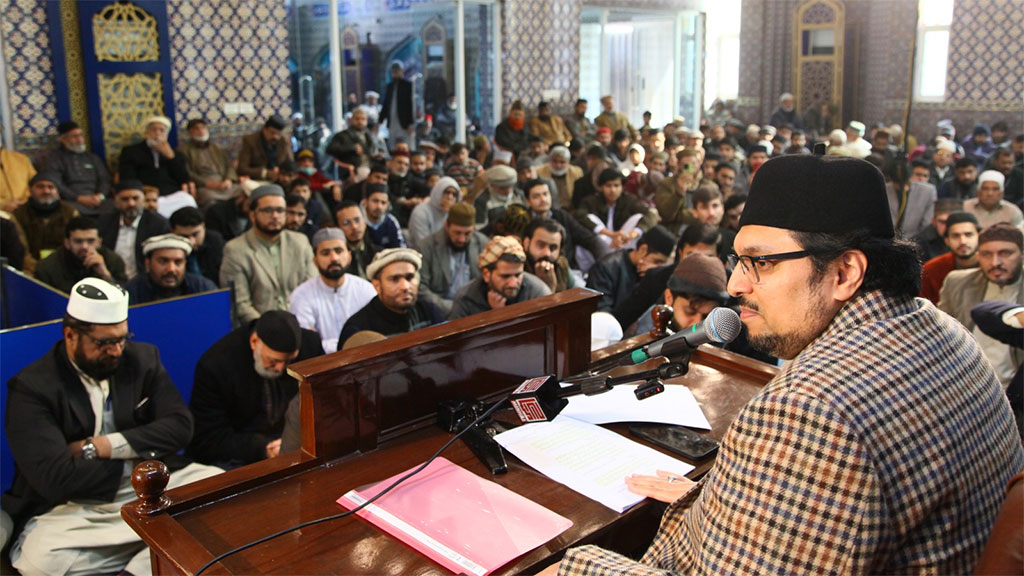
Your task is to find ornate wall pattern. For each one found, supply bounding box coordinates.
[1,0,57,149]
[167,0,292,139]
[944,0,1022,109]
[501,0,582,115]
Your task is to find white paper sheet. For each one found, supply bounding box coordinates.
[493,416,695,512]
[156,190,198,219]
[561,383,711,430]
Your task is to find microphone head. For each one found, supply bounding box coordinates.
[703,307,742,344]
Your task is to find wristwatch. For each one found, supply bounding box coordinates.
[81,438,98,461]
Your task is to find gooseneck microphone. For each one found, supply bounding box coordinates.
[628,307,742,365]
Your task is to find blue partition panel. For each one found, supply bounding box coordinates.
[1,266,69,329]
[0,289,232,493]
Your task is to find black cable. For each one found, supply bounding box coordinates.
[193,397,509,575]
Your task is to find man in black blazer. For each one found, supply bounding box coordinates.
[187,310,324,469]
[380,60,415,150]
[97,179,169,279]
[2,278,220,574]
[117,115,193,196]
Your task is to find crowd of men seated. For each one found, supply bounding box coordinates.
[0,87,1022,574]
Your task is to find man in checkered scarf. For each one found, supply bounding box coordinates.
[548,155,1023,575]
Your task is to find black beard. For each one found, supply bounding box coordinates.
[29,197,61,214]
[447,237,468,252]
[255,220,283,237]
[74,344,120,380]
[320,264,344,279]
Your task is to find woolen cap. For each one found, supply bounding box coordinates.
[447,202,475,227]
[67,278,128,324]
[739,155,894,239]
[667,253,729,302]
[116,179,144,193]
[29,172,59,186]
[978,223,1023,249]
[478,236,525,269]
[250,184,286,204]
[142,233,193,256]
[487,165,517,188]
[311,227,346,248]
[366,248,422,280]
[255,310,302,353]
[57,121,79,135]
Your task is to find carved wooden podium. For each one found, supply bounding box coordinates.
[122,289,777,574]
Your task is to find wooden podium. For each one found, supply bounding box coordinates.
[122,289,777,574]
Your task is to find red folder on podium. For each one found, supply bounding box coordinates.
[337,457,572,575]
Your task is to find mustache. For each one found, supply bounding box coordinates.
[738,297,759,312]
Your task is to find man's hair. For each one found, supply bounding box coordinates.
[714,162,736,175]
[575,98,587,106]
[910,159,930,171]
[724,193,748,212]
[679,223,721,249]
[410,150,426,159]
[703,151,722,163]
[953,156,976,170]
[524,178,549,197]
[792,230,922,298]
[288,178,311,193]
[170,206,204,228]
[992,148,1013,162]
[336,200,359,215]
[65,216,98,238]
[692,186,722,207]
[991,121,1009,133]
[62,313,94,333]
[370,161,388,175]
[524,218,565,247]
[450,142,467,156]
[285,194,306,208]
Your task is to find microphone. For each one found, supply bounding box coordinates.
[627,307,742,365]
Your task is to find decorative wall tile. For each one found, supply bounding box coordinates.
[1,0,57,148]
[501,0,583,115]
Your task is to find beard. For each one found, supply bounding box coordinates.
[253,347,284,379]
[74,343,120,381]
[255,219,284,236]
[741,291,833,360]
[319,263,345,279]
[447,236,468,253]
[68,143,87,154]
[550,166,568,177]
[120,207,141,221]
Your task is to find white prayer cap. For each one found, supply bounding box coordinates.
[145,116,172,130]
[67,278,129,324]
[365,91,380,100]
[978,170,1005,189]
[492,149,513,165]
[590,312,623,351]
[936,139,957,153]
[847,121,865,135]
[142,233,193,257]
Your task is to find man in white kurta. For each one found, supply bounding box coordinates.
[289,228,377,352]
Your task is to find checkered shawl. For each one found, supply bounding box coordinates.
[559,291,1023,575]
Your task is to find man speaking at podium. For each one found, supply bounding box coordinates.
[548,155,1023,574]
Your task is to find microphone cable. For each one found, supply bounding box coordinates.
[193,397,509,575]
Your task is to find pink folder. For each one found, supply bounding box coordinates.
[336,457,572,575]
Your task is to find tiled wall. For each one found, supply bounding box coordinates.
[737,0,1023,143]
[500,0,583,116]
[1,0,57,149]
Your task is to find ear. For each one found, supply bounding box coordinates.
[63,325,78,345]
[833,249,868,302]
[371,278,381,293]
[249,331,260,352]
[663,288,674,306]
[481,267,492,285]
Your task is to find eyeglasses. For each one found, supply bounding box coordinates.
[339,217,362,227]
[727,251,815,284]
[255,207,286,215]
[79,331,134,349]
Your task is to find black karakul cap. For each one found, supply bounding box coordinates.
[739,155,894,239]
[255,310,302,353]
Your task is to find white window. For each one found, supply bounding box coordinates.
[914,0,954,101]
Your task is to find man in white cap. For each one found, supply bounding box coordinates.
[338,248,444,348]
[929,138,958,187]
[118,115,194,197]
[220,184,318,324]
[380,60,415,150]
[964,170,1024,229]
[474,164,526,227]
[123,233,218,305]
[289,228,376,352]
[364,90,382,125]
[3,278,221,574]
[844,120,872,158]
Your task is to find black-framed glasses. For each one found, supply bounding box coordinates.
[727,251,815,284]
[79,331,134,349]
[255,207,286,215]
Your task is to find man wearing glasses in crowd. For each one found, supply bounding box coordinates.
[220,184,317,324]
[546,155,1022,575]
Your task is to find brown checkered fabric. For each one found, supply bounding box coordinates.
[477,235,525,270]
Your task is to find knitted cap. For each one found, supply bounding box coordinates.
[978,223,1023,250]
[667,253,729,302]
[142,233,193,256]
[255,310,301,353]
[478,236,525,269]
[447,202,476,227]
[487,165,517,188]
[739,155,894,239]
[366,248,422,280]
[311,227,346,248]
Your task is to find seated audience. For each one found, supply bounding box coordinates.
[938,156,979,200]
[98,180,170,279]
[35,216,127,292]
[587,225,675,312]
[284,194,315,242]
[205,182,252,241]
[940,223,1023,387]
[522,218,576,293]
[444,142,483,188]
[220,185,317,324]
[326,107,376,177]
[169,206,224,285]
[965,170,1024,229]
[3,278,220,574]
[418,203,488,316]
[41,121,112,215]
[914,198,962,262]
[474,165,526,227]
[288,177,329,230]
[335,201,380,279]
[920,212,980,304]
[362,182,406,249]
[295,148,342,212]
[529,101,572,147]
[178,118,240,207]
[449,235,552,319]
[118,116,192,196]
[524,178,605,270]
[1,144,35,213]
[537,145,583,210]
[123,233,217,304]
[289,228,376,352]
[409,176,461,249]
[494,100,531,157]
[238,115,293,182]
[189,310,323,469]
[633,252,730,335]
[339,248,445,346]
[971,301,1024,440]
[1,214,27,272]
[13,173,78,270]
[577,169,660,250]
